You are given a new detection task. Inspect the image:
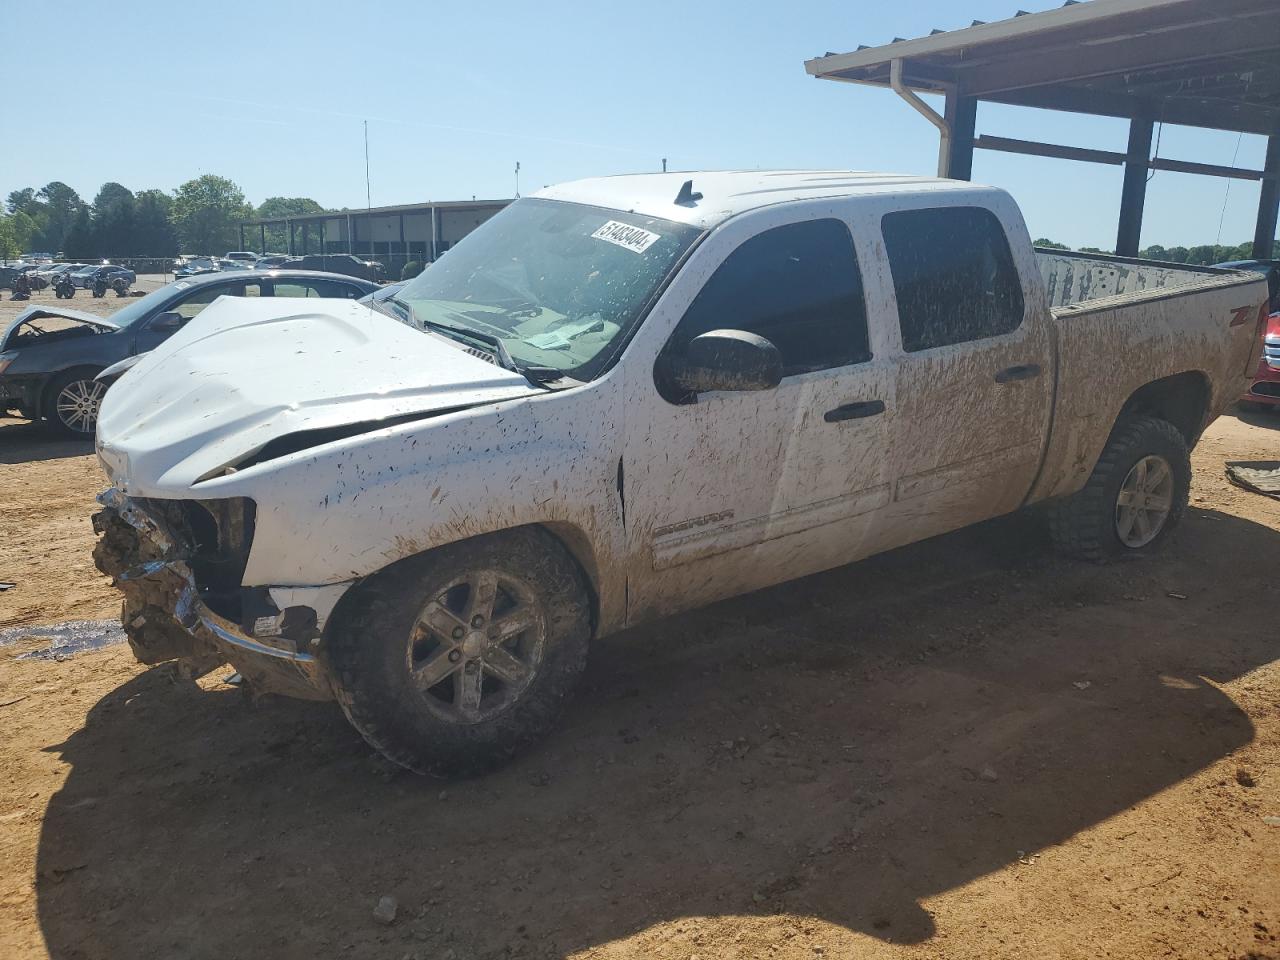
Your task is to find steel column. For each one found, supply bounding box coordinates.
[238,224,245,250]
[1116,116,1154,257]
[260,223,266,254]
[945,94,978,181]
[1254,133,1280,261]
[287,220,295,255]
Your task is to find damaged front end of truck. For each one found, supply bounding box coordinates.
[92,488,334,701]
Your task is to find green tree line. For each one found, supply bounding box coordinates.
[1034,237,1278,264]
[0,175,326,260]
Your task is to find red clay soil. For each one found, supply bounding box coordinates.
[0,412,1277,960]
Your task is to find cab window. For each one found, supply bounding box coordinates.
[882,207,1025,352]
[666,218,871,378]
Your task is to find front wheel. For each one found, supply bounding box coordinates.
[1048,415,1191,561]
[326,528,592,777]
[44,369,107,438]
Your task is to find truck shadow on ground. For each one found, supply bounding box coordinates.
[0,419,90,464]
[34,507,1276,959]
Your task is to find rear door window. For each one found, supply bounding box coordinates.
[882,207,1025,352]
[270,279,360,299]
[669,218,871,377]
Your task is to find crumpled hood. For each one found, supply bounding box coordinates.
[96,297,538,494]
[1,306,119,349]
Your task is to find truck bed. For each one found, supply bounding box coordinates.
[1036,248,1250,314]
[1027,248,1267,508]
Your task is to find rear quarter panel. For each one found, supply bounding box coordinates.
[1028,274,1267,503]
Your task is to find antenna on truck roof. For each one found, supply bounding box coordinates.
[674,179,703,206]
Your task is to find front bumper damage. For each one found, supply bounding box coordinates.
[92,488,334,701]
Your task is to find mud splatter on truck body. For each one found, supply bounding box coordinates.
[89,170,1269,769]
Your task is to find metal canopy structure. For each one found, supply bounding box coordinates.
[805,0,1280,258]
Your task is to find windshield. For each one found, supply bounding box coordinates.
[396,198,702,381]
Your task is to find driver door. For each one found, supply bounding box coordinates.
[622,208,897,622]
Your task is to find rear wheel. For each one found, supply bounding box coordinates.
[44,369,106,438]
[1049,416,1190,561]
[326,528,592,777]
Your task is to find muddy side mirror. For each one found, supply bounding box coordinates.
[667,329,783,395]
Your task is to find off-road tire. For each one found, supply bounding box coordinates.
[325,528,592,777]
[1048,415,1190,562]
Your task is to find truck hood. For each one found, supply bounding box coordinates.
[1,306,119,349]
[96,297,540,494]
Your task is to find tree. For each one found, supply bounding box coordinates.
[1033,238,1069,249]
[6,188,37,215]
[254,196,326,253]
[62,207,94,260]
[91,182,137,256]
[35,181,84,252]
[0,216,19,260]
[134,189,179,257]
[3,188,51,254]
[170,175,254,254]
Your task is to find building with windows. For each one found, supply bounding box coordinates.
[238,199,512,278]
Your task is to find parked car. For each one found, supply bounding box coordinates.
[70,264,129,288]
[91,171,1268,776]
[81,265,137,290]
[1215,259,1280,410]
[174,257,219,278]
[0,264,30,289]
[215,258,252,272]
[34,263,83,282]
[253,255,292,270]
[21,269,50,291]
[0,270,378,436]
[281,252,386,282]
[224,251,258,264]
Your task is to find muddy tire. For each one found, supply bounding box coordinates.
[325,528,592,777]
[43,368,107,438]
[1048,416,1190,562]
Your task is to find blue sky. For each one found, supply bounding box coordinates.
[2,0,1270,250]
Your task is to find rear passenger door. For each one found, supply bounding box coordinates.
[874,200,1053,546]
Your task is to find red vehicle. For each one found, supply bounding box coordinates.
[1217,260,1280,410]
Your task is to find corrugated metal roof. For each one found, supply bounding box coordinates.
[804,0,1280,136]
[806,0,1189,78]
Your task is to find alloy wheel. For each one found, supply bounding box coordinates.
[407,569,547,724]
[55,379,106,436]
[1114,454,1174,548]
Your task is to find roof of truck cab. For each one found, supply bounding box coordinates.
[534,170,995,230]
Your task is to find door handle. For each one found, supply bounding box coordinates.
[824,400,886,423]
[994,363,1042,384]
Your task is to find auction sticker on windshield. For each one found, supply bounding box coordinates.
[592,221,661,254]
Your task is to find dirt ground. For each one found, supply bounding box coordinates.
[1,368,1278,958]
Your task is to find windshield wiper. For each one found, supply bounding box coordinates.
[387,296,562,385]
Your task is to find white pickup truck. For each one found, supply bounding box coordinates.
[93,171,1269,775]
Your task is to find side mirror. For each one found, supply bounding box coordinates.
[667,329,783,395]
[150,311,184,332]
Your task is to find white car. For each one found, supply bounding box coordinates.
[92,170,1268,776]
